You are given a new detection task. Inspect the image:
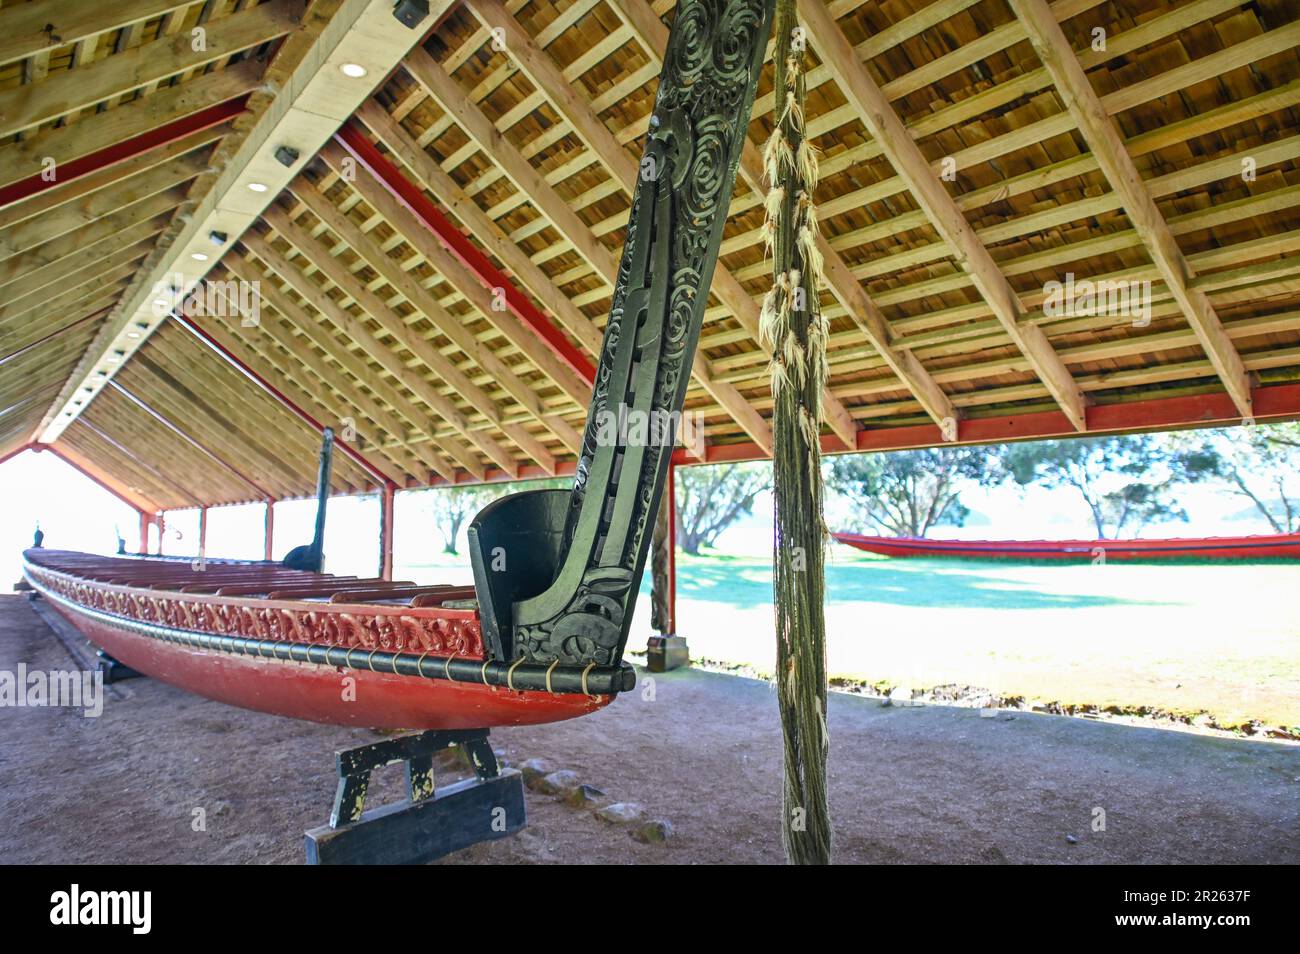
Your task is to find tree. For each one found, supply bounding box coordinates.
[426,485,498,555]
[1169,423,1300,532]
[416,477,571,556]
[1004,435,1190,538]
[675,462,771,555]
[825,447,1006,538]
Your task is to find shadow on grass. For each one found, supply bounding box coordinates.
[670,553,1174,611]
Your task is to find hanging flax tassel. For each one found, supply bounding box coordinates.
[765,0,831,865]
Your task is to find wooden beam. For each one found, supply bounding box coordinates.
[0,0,295,139]
[215,258,447,481]
[0,121,226,231]
[230,240,458,482]
[798,0,1086,431]
[171,310,401,490]
[288,172,564,469]
[0,152,209,261]
[38,0,441,445]
[0,244,153,326]
[75,415,207,508]
[332,124,595,407]
[258,211,502,481]
[607,0,957,432]
[0,193,181,288]
[400,44,778,454]
[0,226,164,304]
[0,67,255,194]
[1008,0,1253,419]
[107,379,274,502]
[159,317,410,491]
[0,0,194,68]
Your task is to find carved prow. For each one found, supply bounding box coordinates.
[283,428,334,572]
[469,0,774,669]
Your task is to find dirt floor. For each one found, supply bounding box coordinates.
[1,593,1297,864]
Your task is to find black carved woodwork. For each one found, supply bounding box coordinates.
[283,427,334,572]
[469,0,774,670]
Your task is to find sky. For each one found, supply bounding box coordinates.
[0,442,1282,585]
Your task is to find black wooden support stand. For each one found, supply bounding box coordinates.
[96,650,143,683]
[304,728,525,865]
[27,592,143,682]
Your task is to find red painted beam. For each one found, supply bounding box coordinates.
[170,310,397,491]
[673,384,1300,467]
[664,463,677,635]
[334,121,597,384]
[264,502,275,561]
[379,483,395,581]
[0,97,248,211]
[0,441,32,467]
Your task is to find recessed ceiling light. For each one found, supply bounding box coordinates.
[340,63,368,78]
[153,299,169,308]
[127,331,141,339]
[247,182,269,193]
[191,252,209,261]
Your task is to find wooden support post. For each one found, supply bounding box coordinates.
[198,506,207,559]
[264,502,275,562]
[647,463,687,672]
[379,483,395,582]
[138,512,150,555]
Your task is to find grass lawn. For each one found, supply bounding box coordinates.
[398,549,1300,731]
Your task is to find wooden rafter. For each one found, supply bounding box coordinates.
[0,0,294,140]
[398,45,773,454]
[798,0,1087,431]
[1008,0,1253,418]
[281,178,562,471]
[465,0,843,447]
[609,0,958,431]
[257,210,504,480]
[36,0,440,445]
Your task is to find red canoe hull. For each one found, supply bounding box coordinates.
[832,531,1300,561]
[45,596,611,729]
[21,551,618,730]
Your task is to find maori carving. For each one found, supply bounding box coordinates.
[469,0,774,667]
[25,565,484,658]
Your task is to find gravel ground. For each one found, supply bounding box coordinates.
[2,593,1296,864]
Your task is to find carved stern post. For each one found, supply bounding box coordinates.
[469,0,775,676]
